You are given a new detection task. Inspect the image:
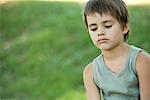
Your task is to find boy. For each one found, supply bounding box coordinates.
[83,0,150,100]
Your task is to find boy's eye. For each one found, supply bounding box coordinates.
[105,25,112,28]
[90,28,97,31]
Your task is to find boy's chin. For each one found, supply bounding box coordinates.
[96,44,113,51]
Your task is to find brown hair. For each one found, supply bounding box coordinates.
[83,0,129,42]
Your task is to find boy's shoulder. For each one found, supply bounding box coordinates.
[83,54,102,75]
[136,51,150,67]
[83,62,94,82]
[136,48,150,74]
[83,63,93,75]
[130,45,150,66]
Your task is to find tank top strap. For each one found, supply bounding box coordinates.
[92,54,102,86]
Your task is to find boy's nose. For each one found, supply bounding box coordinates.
[97,32,105,36]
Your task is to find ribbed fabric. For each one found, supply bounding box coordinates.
[92,45,144,100]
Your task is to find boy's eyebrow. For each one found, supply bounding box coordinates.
[102,20,114,24]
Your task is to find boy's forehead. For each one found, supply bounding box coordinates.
[86,12,115,22]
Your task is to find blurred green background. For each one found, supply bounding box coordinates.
[0,1,150,100]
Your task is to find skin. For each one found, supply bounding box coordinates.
[83,12,150,100]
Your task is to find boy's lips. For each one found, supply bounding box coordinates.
[97,38,109,44]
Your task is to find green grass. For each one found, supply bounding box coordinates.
[0,1,150,99]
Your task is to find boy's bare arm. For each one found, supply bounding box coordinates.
[136,52,150,100]
[83,63,101,100]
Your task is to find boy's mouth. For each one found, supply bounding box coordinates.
[97,38,109,44]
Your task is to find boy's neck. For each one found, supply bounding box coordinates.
[101,43,129,60]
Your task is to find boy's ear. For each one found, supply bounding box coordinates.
[123,24,129,34]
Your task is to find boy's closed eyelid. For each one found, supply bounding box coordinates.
[104,25,112,28]
[88,23,97,27]
[103,21,114,28]
[90,27,97,31]
[88,24,97,30]
[104,23,113,26]
[102,20,115,26]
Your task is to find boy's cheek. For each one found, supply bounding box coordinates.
[88,33,93,40]
[90,35,97,44]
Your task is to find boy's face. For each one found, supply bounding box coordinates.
[86,12,128,51]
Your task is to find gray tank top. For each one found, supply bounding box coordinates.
[92,45,143,100]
